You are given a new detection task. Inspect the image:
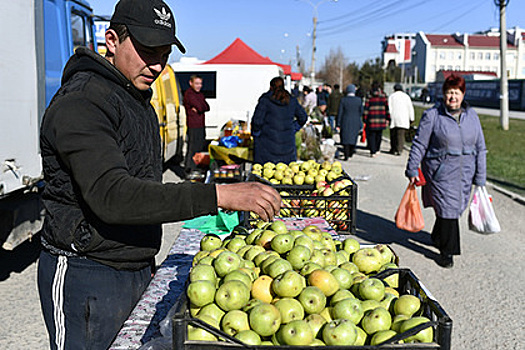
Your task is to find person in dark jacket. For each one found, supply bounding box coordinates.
[251,77,308,164]
[328,84,343,132]
[337,84,363,160]
[405,74,487,268]
[363,84,390,157]
[37,1,280,349]
[184,74,210,174]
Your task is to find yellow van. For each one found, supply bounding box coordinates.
[151,64,186,163]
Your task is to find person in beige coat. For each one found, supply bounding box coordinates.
[388,83,414,155]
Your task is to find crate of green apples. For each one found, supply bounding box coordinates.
[172,221,452,349]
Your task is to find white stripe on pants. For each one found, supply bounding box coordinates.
[52,255,68,350]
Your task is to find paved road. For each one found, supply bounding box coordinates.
[1,139,524,349]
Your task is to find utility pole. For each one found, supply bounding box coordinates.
[311,16,317,84]
[496,0,510,130]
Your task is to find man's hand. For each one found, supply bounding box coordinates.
[216,182,281,222]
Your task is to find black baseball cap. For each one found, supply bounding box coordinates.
[111,0,186,53]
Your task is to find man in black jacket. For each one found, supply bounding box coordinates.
[38,1,280,349]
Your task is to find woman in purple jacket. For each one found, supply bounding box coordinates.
[405,74,487,268]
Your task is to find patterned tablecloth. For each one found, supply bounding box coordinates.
[109,217,336,349]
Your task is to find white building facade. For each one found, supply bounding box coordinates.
[411,27,525,83]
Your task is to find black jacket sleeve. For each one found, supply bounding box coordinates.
[47,97,218,225]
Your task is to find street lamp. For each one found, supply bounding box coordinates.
[298,0,337,84]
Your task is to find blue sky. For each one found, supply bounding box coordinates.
[89,0,524,71]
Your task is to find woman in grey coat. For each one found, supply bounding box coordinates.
[405,74,487,268]
[337,84,363,160]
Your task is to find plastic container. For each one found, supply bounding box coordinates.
[171,268,452,350]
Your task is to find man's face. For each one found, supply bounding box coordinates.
[190,78,203,92]
[110,34,171,91]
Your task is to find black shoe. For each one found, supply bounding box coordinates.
[436,254,454,268]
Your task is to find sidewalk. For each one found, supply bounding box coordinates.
[339,137,525,349]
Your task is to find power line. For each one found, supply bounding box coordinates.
[318,0,400,24]
[429,0,486,32]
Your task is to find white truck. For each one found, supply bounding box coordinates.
[0,0,96,250]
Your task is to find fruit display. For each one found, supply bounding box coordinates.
[247,161,357,233]
[173,222,451,348]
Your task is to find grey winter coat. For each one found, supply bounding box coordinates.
[337,94,363,145]
[405,102,487,219]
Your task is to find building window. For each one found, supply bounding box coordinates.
[478,52,483,60]
[476,66,482,71]
[447,65,453,70]
[492,67,498,72]
[521,67,525,75]
[468,66,474,70]
[470,52,475,60]
[457,53,462,60]
[494,52,500,60]
[455,66,461,70]
[485,53,491,60]
[439,52,446,60]
[439,65,445,70]
[448,52,454,60]
[484,66,490,71]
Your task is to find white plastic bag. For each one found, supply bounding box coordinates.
[469,186,501,234]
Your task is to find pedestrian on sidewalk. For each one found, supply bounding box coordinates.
[405,74,487,268]
[388,83,414,155]
[363,83,390,157]
[37,1,281,348]
[337,84,363,160]
[328,84,343,132]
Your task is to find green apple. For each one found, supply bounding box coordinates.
[300,262,322,277]
[294,235,314,252]
[333,297,364,324]
[221,309,250,336]
[270,220,288,234]
[198,303,225,324]
[260,255,281,274]
[321,249,337,266]
[215,280,250,311]
[375,244,395,265]
[297,286,326,314]
[394,295,421,317]
[362,307,392,335]
[226,237,247,254]
[187,314,218,341]
[326,171,339,182]
[252,163,263,171]
[234,329,261,345]
[272,270,306,298]
[399,316,433,343]
[354,326,367,346]
[320,306,333,322]
[322,319,358,346]
[223,269,252,289]
[293,174,305,185]
[391,314,410,332]
[245,229,262,245]
[187,280,216,307]
[236,244,253,259]
[266,258,293,278]
[371,329,398,345]
[330,289,355,306]
[193,250,210,266]
[244,245,265,261]
[352,248,383,274]
[342,238,360,254]
[263,167,275,179]
[330,267,353,290]
[315,174,326,184]
[286,245,312,270]
[189,264,217,284]
[278,319,314,345]
[274,298,305,324]
[359,278,386,301]
[248,303,281,337]
[200,234,223,251]
[253,250,279,267]
[310,249,326,267]
[271,233,295,254]
[305,313,327,338]
[213,251,242,277]
[302,225,323,241]
[273,169,285,181]
[361,299,382,313]
[307,269,339,297]
[282,176,293,185]
[255,229,278,249]
[379,262,399,288]
[335,250,350,265]
[380,293,398,313]
[304,174,315,185]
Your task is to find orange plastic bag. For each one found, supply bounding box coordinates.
[395,183,425,232]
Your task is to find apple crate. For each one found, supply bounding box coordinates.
[171,268,451,350]
[244,174,357,234]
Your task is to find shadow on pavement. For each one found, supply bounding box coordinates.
[354,209,440,262]
[0,233,41,281]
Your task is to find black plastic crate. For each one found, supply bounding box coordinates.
[171,268,452,350]
[244,173,357,234]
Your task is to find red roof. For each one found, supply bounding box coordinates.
[384,43,398,53]
[426,34,463,47]
[271,60,292,75]
[203,38,275,65]
[468,35,515,48]
[291,72,303,81]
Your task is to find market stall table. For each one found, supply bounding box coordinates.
[109,217,335,349]
[208,144,252,165]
